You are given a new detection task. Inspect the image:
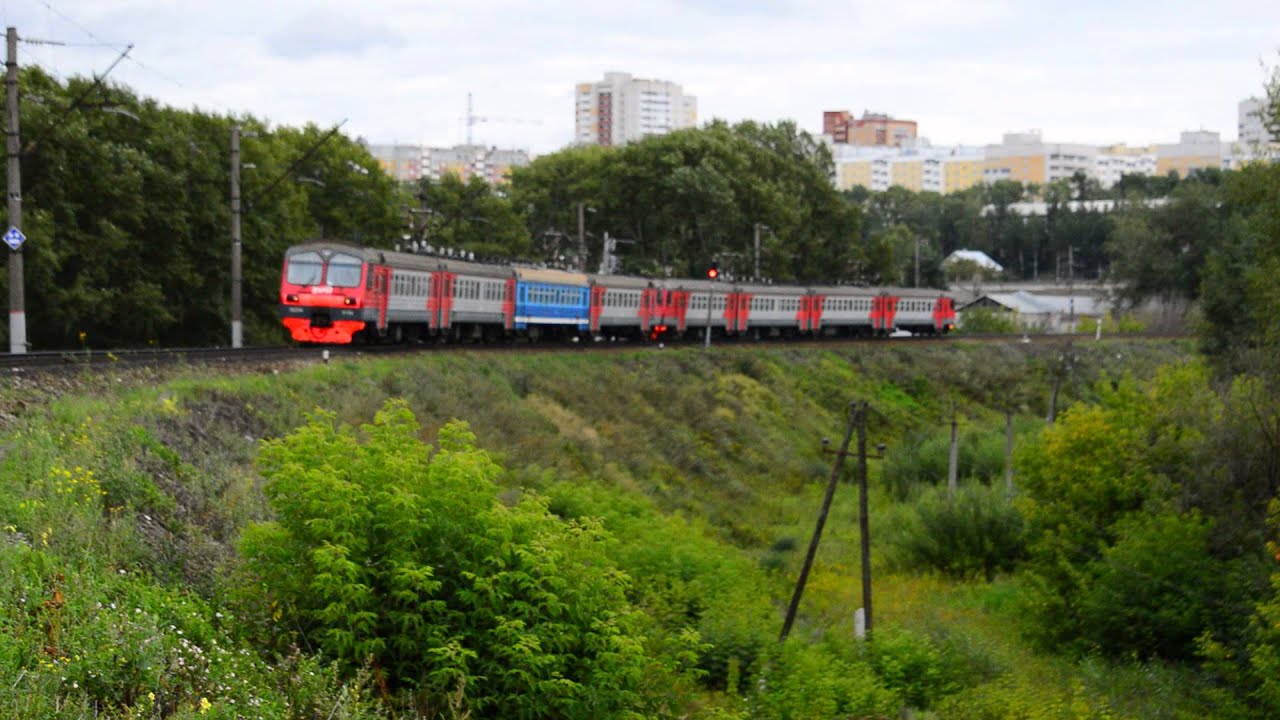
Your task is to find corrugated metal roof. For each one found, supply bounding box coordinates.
[965,291,1105,315]
[944,249,1003,271]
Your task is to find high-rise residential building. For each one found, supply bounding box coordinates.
[423,145,530,184]
[823,110,917,147]
[1155,131,1229,177]
[366,143,425,182]
[1238,97,1278,159]
[574,72,697,146]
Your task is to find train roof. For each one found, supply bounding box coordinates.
[513,267,589,285]
[284,243,952,297]
[809,284,952,298]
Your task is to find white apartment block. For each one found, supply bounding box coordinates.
[983,131,1098,185]
[423,145,530,184]
[1155,130,1231,176]
[833,143,984,194]
[365,143,425,182]
[1238,97,1278,159]
[1093,146,1157,189]
[575,72,698,146]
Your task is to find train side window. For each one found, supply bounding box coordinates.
[285,252,324,286]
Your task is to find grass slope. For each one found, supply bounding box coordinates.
[0,339,1212,718]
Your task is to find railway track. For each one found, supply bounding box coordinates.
[0,331,1183,378]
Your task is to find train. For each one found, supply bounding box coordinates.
[279,240,956,345]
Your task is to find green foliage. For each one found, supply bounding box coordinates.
[750,641,898,719]
[2,67,401,350]
[867,627,958,709]
[1075,312,1146,335]
[1074,511,1224,659]
[1244,500,1280,715]
[412,173,531,259]
[1015,362,1275,663]
[958,307,1020,335]
[239,400,657,718]
[891,484,1026,581]
[881,425,1008,500]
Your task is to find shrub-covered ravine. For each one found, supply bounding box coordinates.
[9,338,1279,718]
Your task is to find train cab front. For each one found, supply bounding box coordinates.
[279,248,370,344]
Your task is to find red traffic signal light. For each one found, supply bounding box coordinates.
[707,262,719,280]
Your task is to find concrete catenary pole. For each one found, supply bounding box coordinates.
[753,222,761,279]
[948,408,959,496]
[576,201,585,272]
[230,124,243,349]
[779,401,859,643]
[6,27,26,354]
[856,400,873,639]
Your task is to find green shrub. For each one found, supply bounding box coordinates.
[1075,511,1223,660]
[881,427,1008,501]
[892,484,1026,581]
[868,626,958,710]
[958,307,1020,334]
[750,641,897,719]
[237,399,659,718]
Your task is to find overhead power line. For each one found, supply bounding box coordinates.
[247,119,350,208]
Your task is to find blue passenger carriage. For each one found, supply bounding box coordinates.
[512,268,590,338]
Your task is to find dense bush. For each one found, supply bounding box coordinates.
[958,307,1020,335]
[750,641,897,719]
[1015,363,1275,661]
[237,400,663,718]
[891,484,1026,581]
[881,426,1008,500]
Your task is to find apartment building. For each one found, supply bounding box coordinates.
[1155,130,1229,177]
[422,145,531,184]
[1238,97,1278,160]
[1093,145,1158,188]
[983,131,1098,186]
[833,143,984,194]
[366,143,424,183]
[574,72,698,146]
[824,110,917,147]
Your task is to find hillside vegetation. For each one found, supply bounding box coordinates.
[14,338,1279,719]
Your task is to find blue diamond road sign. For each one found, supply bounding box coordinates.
[3,226,25,251]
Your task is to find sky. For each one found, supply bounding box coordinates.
[2,0,1278,156]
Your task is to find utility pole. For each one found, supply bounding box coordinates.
[704,286,713,349]
[914,236,920,288]
[855,401,873,640]
[6,27,26,354]
[753,223,762,279]
[576,201,586,272]
[780,401,859,643]
[948,406,959,496]
[1004,409,1015,493]
[230,124,243,349]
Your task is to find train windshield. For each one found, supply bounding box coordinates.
[285,251,323,286]
[326,253,364,288]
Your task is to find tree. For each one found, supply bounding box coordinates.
[412,174,530,260]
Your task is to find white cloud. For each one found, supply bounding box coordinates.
[2,0,1277,155]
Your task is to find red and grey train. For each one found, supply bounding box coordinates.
[279,241,956,345]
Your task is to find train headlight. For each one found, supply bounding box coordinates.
[344,296,357,306]
[286,294,299,303]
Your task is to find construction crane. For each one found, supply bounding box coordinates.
[464,92,541,145]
